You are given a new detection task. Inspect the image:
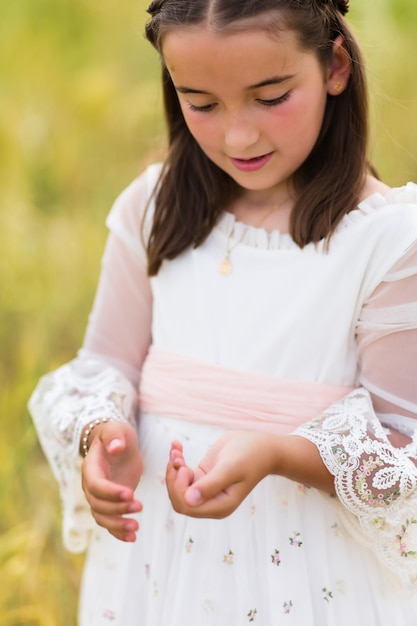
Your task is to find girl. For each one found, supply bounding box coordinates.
[30,1,417,624]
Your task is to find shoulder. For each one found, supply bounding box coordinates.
[357,177,417,265]
[357,176,417,224]
[103,162,163,265]
[112,162,163,212]
[343,177,417,295]
[359,175,417,210]
[106,162,163,231]
[359,175,391,202]
[339,176,417,264]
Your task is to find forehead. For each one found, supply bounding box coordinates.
[162,26,312,87]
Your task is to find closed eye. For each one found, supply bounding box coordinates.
[185,91,291,113]
[257,92,291,107]
[186,102,217,113]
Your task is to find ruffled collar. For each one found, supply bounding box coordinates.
[214,183,417,252]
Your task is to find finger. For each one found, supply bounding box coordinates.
[182,483,244,519]
[184,462,239,506]
[86,493,143,516]
[98,421,129,450]
[169,449,185,470]
[166,465,195,512]
[93,512,139,542]
[92,421,141,466]
[168,489,235,519]
[87,427,126,462]
[166,463,193,492]
[82,471,136,503]
[169,441,185,469]
[82,445,138,502]
[166,441,192,481]
[105,437,126,455]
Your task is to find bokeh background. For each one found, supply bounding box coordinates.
[1,0,417,623]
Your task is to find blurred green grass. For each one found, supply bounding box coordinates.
[1,1,416,624]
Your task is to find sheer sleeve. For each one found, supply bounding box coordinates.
[29,165,160,552]
[357,243,417,425]
[294,241,417,590]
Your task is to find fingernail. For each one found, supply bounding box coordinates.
[107,438,123,452]
[185,488,202,506]
[128,502,141,513]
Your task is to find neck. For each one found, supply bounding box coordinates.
[229,194,294,233]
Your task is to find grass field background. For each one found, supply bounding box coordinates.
[1,1,417,623]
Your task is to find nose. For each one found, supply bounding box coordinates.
[223,111,260,153]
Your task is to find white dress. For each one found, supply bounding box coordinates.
[29,164,417,625]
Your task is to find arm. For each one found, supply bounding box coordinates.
[29,353,142,550]
[294,243,417,506]
[29,172,156,550]
[166,432,334,519]
[292,243,417,588]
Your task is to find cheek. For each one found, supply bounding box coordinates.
[271,94,325,143]
[181,111,219,148]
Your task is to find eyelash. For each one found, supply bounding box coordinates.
[187,102,216,113]
[257,92,291,107]
[186,91,291,113]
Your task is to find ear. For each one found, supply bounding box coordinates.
[326,35,352,96]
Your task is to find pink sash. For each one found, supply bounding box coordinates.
[139,346,354,434]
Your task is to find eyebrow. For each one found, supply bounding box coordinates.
[175,74,295,95]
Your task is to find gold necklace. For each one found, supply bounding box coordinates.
[218,206,278,276]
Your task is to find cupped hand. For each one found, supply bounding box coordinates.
[81,420,144,542]
[166,430,279,519]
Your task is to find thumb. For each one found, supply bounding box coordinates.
[98,422,128,456]
[184,464,235,507]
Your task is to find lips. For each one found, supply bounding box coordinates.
[229,152,274,172]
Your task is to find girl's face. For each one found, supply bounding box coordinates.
[163,25,334,205]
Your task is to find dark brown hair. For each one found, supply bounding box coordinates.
[144,0,373,275]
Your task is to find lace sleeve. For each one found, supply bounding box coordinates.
[28,167,159,552]
[294,242,417,590]
[29,357,138,553]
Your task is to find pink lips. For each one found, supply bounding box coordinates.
[229,152,273,172]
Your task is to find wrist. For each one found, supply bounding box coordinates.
[250,432,286,479]
[278,434,336,495]
[79,417,115,457]
[261,433,287,476]
[260,434,316,477]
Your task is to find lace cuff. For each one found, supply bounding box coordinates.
[28,358,138,552]
[293,388,417,591]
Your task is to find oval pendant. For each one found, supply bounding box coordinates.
[218,258,232,276]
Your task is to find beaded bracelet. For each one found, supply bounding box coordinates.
[81,417,115,457]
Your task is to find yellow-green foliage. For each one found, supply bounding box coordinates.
[1,1,416,624]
